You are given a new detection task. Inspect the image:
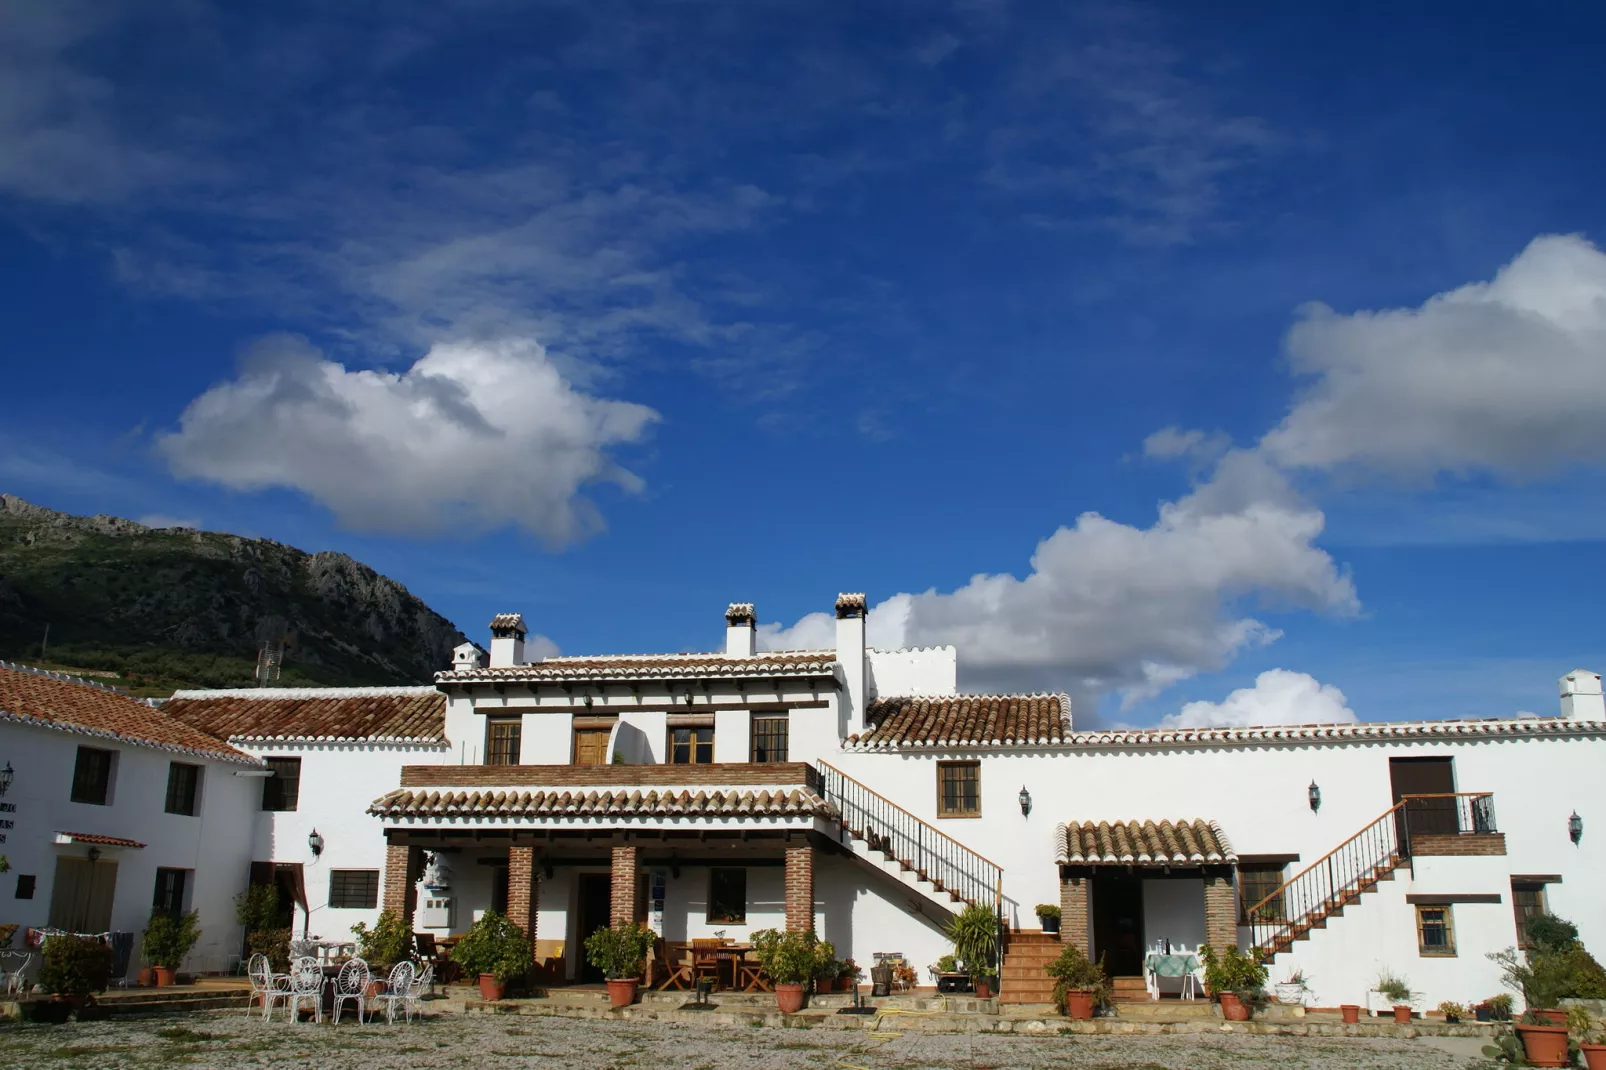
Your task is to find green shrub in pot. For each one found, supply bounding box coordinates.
[141,910,202,969]
[749,928,824,985]
[450,909,533,984]
[583,921,655,980]
[40,934,113,1002]
[350,909,413,970]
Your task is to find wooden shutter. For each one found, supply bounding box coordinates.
[48,857,118,932]
[574,728,611,765]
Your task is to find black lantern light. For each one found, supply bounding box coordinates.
[0,760,12,798]
[87,846,102,863]
[308,828,325,857]
[1018,786,1032,817]
[1308,781,1321,813]
[1569,811,1583,845]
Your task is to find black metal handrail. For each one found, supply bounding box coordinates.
[815,761,1003,910]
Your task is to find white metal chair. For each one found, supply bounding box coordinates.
[331,957,371,1024]
[261,956,305,1022]
[374,961,417,1024]
[246,954,277,1018]
[398,962,433,1022]
[283,956,325,1024]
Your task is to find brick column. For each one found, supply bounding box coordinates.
[382,843,420,927]
[610,846,640,927]
[508,846,539,948]
[1059,872,1090,951]
[784,844,814,932]
[1204,871,1238,953]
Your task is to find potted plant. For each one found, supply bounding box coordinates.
[583,921,656,1008]
[1273,968,1312,1006]
[1437,1000,1466,1024]
[1514,1008,1571,1067]
[750,928,824,1013]
[973,966,998,999]
[140,910,201,986]
[839,958,864,991]
[449,909,533,1001]
[811,942,840,993]
[39,933,113,1010]
[1573,1007,1606,1070]
[1035,904,1061,935]
[1375,970,1413,1023]
[1340,1004,1361,1024]
[1202,946,1266,1021]
[893,962,918,991]
[1044,942,1108,1020]
[945,903,999,993]
[236,885,291,981]
[351,909,413,994]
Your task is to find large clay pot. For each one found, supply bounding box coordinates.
[152,966,177,987]
[606,979,639,1008]
[1536,1008,1568,1025]
[775,982,808,1014]
[1515,1023,1571,1068]
[1220,992,1250,1021]
[137,967,154,987]
[974,978,993,999]
[1580,1042,1606,1070]
[1063,990,1096,1020]
[1340,1004,1360,1024]
[478,973,505,1001]
[1392,1004,1412,1024]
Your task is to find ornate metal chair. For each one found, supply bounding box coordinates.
[284,956,325,1024]
[375,961,417,1024]
[331,957,371,1024]
[245,953,277,1018]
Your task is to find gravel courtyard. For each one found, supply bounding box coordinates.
[2,1010,1492,1069]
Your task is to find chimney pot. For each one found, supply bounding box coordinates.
[725,603,756,658]
[1559,669,1604,721]
[488,613,528,668]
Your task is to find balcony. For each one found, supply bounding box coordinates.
[1400,792,1504,857]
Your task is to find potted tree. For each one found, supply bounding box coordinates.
[945,903,999,995]
[449,909,533,1001]
[1044,942,1108,1020]
[811,941,840,993]
[583,921,656,1008]
[1201,946,1266,1021]
[140,910,201,986]
[1375,971,1414,1023]
[351,909,413,995]
[39,933,113,1012]
[1034,904,1061,936]
[1574,1007,1606,1070]
[751,928,824,1013]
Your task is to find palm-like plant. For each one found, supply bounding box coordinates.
[944,903,999,976]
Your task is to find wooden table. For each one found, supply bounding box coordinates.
[660,942,761,991]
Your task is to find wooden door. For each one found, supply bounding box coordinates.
[48,856,118,932]
[576,874,612,982]
[1390,757,1458,840]
[573,728,611,766]
[1091,872,1145,977]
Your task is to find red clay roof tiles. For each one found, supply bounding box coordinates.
[162,687,446,741]
[851,694,1071,748]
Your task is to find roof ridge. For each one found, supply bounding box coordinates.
[0,659,140,699]
[167,685,440,700]
[542,649,832,663]
[871,692,1065,701]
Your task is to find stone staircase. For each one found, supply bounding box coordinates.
[997,930,1060,1005]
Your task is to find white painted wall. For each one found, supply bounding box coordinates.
[867,647,958,699]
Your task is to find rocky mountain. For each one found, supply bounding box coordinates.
[0,495,466,693]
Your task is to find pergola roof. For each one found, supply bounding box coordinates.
[1054,819,1236,867]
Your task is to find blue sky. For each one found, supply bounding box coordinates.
[3,1,1605,727]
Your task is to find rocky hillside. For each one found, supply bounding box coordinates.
[0,495,466,694]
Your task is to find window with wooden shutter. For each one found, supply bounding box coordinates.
[70,747,115,806]
[261,757,301,811]
[1416,904,1456,956]
[486,718,522,766]
[165,762,200,816]
[669,726,714,764]
[751,716,789,762]
[937,761,980,817]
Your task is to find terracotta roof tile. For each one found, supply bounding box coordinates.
[369,785,835,820]
[0,661,255,765]
[850,694,1071,749]
[55,831,146,848]
[489,613,527,636]
[1063,717,1606,749]
[162,686,446,741]
[1054,820,1236,866]
[438,650,837,682]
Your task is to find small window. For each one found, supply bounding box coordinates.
[1416,904,1456,956]
[70,746,115,805]
[328,870,380,909]
[937,761,980,817]
[670,726,715,764]
[751,716,789,763]
[708,868,746,923]
[15,874,35,899]
[1239,864,1287,923]
[1512,881,1548,947]
[165,762,201,816]
[152,868,190,920]
[486,718,522,766]
[261,757,302,812]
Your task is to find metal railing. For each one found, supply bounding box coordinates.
[1247,792,1497,957]
[815,761,1003,909]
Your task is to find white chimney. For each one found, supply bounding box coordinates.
[452,641,487,672]
[835,593,867,736]
[488,613,527,669]
[725,603,756,658]
[1560,669,1604,720]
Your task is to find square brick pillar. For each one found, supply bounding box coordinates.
[1204,871,1238,953]
[784,844,814,933]
[382,843,421,927]
[610,846,640,927]
[1059,872,1090,951]
[508,846,539,947]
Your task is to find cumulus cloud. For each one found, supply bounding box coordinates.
[1261,234,1606,480]
[763,451,1357,708]
[158,335,657,544]
[1159,669,1357,729]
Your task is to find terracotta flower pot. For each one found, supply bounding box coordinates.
[478,973,505,1001]
[1580,1042,1606,1070]
[606,979,639,1008]
[1515,1023,1571,1068]
[1340,1004,1360,1024]
[1220,992,1250,1021]
[775,982,808,1014]
[1063,989,1096,1020]
[1392,1004,1412,1024]
[152,966,177,987]
[137,967,154,987]
[1536,1008,1568,1026]
[365,979,385,999]
[974,978,993,999]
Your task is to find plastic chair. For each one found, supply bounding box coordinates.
[331,957,371,1024]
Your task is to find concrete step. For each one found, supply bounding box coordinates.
[1114,1000,1215,1020]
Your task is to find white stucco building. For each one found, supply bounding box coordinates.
[3,599,1602,1012]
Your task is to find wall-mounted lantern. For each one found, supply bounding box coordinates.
[1308,781,1321,813]
[308,828,325,858]
[1018,786,1032,817]
[1570,811,1583,845]
[87,846,101,863]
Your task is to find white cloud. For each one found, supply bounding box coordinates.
[1261,234,1606,480]
[157,335,657,544]
[763,451,1357,709]
[1159,669,1357,729]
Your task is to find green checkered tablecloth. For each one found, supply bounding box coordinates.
[1144,952,1200,978]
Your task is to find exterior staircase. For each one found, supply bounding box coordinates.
[998,930,1060,1005]
[815,761,1002,917]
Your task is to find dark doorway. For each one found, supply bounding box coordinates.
[576,874,612,983]
[1091,872,1145,977]
[1390,757,1458,844]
